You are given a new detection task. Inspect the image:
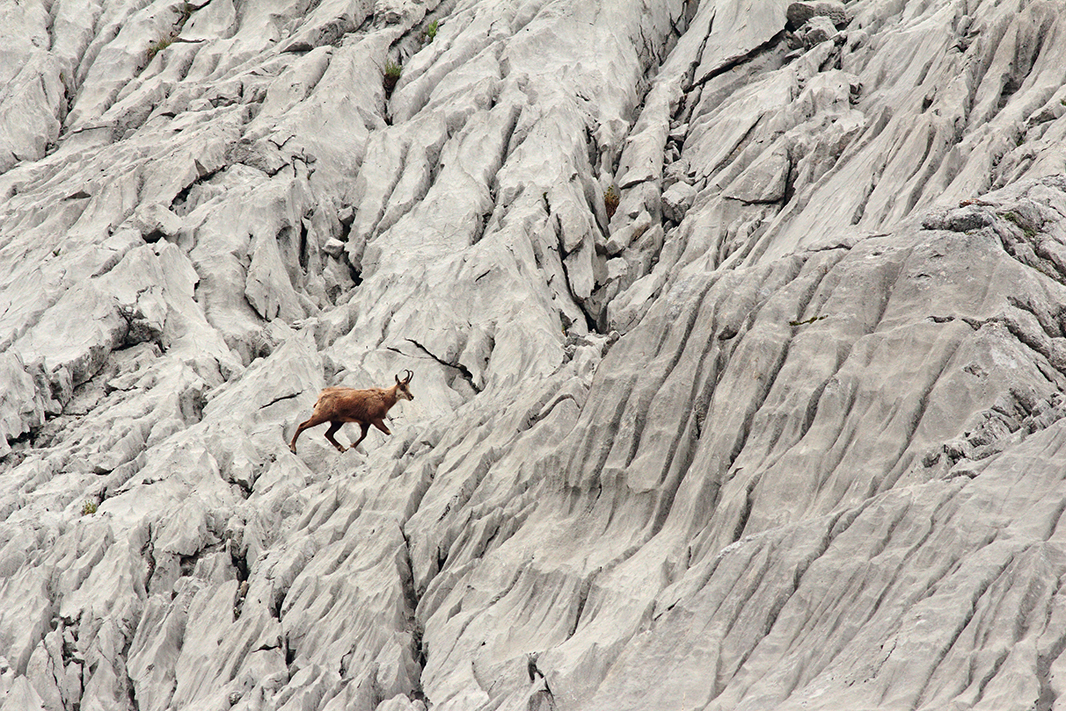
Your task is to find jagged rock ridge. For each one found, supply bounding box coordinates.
[2,0,1066,709]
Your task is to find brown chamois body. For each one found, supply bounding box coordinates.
[289,371,414,453]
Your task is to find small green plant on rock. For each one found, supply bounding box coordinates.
[1001,210,1038,238]
[424,19,439,43]
[789,314,829,327]
[604,185,620,221]
[384,59,403,96]
[82,500,98,516]
[145,4,195,65]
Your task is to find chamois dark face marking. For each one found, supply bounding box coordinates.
[395,369,415,401]
[288,370,415,454]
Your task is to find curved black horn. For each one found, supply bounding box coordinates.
[403,369,413,383]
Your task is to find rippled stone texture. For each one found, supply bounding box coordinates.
[2,0,1066,709]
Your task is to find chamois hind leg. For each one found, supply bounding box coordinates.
[372,419,391,435]
[289,413,328,453]
[324,421,346,452]
[348,422,370,451]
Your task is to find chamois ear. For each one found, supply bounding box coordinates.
[395,373,401,385]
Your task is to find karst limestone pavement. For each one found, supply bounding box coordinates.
[3,0,1066,709]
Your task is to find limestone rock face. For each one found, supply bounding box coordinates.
[3,0,1066,710]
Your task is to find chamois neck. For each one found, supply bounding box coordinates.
[384,383,400,406]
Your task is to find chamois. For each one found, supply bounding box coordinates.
[289,370,414,453]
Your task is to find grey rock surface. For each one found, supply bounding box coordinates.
[2,0,1066,710]
[786,0,849,29]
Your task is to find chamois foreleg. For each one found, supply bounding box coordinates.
[324,421,346,453]
[372,418,391,435]
[348,422,371,451]
[290,413,329,453]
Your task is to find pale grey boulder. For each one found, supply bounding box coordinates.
[129,203,183,243]
[796,14,838,45]
[661,181,697,222]
[722,147,790,203]
[786,0,848,30]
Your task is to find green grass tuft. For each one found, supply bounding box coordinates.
[383,59,403,95]
[145,35,175,64]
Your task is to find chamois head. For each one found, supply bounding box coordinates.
[395,369,414,401]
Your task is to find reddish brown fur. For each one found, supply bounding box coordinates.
[289,371,414,453]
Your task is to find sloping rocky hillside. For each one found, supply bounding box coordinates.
[3,0,1066,709]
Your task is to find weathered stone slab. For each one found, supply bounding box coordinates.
[3,1,1066,710]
